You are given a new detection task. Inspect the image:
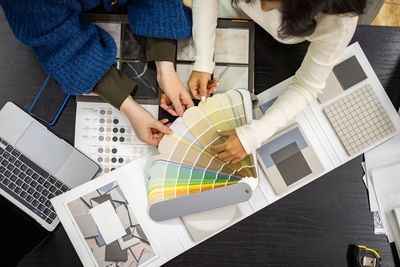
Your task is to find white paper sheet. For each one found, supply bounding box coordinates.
[365,108,400,211]
[89,201,126,245]
[371,162,400,242]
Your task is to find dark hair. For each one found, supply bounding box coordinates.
[233,0,366,38]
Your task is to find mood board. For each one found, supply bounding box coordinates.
[67,180,156,266]
[54,43,400,267]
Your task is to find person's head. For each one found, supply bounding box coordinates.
[234,0,366,38]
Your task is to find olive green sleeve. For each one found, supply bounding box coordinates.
[92,65,137,109]
[139,37,177,62]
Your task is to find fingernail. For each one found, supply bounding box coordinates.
[201,96,206,102]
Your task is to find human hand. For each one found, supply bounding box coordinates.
[121,96,172,146]
[187,71,218,101]
[211,130,247,164]
[156,61,194,116]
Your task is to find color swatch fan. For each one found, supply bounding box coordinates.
[148,89,258,221]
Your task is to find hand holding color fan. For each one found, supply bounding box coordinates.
[148,89,258,221]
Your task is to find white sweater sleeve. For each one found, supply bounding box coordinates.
[236,15,358,154]
[192,0,219,74]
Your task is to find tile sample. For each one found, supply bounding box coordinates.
[118,235,140,250]
[333,56,367,90]
[94,23,121,58]
[214,28,249,64]
[271,142,312,186]
[324,84,395,156]
[75,214,98,238]
[89,201,126,245]
[137,249,157,266]
[257,124,324,195]
[176,63,193,93]
[69,198,91,216]
[122,24,141,60]
[177,37,196,61]
[116,205,131,229]
[317,72,344,103]
[121,62,159,98]
[213,65,248,92]
[90,194,113,208]
[105,240,128,262]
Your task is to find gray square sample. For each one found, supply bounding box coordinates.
[271,142,312,186]
[177,37,196,61]
[122,24,141,60]
[91,194,113,208]
[333,56,367,90]
[176,63,193,93]
[75,214,98,238]
[105,240,128,262]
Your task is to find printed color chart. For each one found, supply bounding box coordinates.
[75,102,158,175]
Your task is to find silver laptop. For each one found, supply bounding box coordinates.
[0,102,99,231]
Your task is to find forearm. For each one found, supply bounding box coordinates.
[236,79,316,154]
[139,37,177,63]
[1,0,115,95]
[192,0,219,74]
[92,66,136,110]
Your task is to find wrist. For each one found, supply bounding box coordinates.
[155,61,175,75]
[120,95,142,118]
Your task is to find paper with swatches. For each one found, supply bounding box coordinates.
[148,89,258,221]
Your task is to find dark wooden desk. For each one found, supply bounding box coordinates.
[1,9,399,266]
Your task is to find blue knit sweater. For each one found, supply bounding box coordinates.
[0,0,192,95]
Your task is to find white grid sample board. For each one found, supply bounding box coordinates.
[323,84,396,156]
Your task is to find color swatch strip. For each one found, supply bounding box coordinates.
[148,90,257,208]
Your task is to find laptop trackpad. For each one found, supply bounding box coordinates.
[15,122,72,175]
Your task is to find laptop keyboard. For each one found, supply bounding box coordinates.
[0,138,70,225]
